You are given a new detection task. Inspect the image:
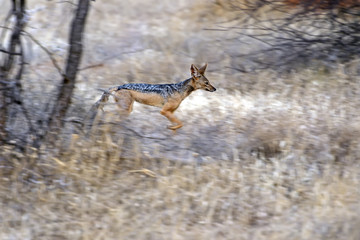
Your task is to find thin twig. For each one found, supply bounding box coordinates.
[0,48,21,55]
[22,31,64,77]
[78,63,104,71]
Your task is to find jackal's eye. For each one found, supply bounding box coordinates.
[204,80,209,84]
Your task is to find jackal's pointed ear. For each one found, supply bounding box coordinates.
[190,64,199,77]
[198,63,208,74]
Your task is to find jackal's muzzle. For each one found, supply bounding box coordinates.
[206,86,216,92]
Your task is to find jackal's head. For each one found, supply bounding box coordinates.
[190,63,216,92]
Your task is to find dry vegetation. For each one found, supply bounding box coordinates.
[1,0,360,239]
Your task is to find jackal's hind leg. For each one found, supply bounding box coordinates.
[160,109,183,131]
[113,90,134,117]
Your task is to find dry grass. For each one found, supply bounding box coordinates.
[1,137,360,239]
[1,0,360,239]
[2,69,360,239]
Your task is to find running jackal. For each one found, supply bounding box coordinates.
[90,63,216,131]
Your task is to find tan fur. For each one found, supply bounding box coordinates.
[126,90,165,107]
[89,63,215,132]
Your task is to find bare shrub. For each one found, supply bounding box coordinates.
[215,0,360,71]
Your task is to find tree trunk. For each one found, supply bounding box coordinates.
[45,0,91,144]
[0,0,26,144]
[0,72,7,143]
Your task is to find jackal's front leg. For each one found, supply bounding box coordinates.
[160,109,183,131]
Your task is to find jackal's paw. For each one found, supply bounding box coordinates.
[167,124,183,130]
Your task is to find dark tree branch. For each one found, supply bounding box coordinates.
[42,0,91,146]
[0,0,27,144]
[0,48,21,55]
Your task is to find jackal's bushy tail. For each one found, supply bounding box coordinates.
[83,86,118,132]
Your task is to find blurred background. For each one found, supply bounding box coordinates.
[1,0,360,239]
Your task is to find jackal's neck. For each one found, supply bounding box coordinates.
[176,78,195,97]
